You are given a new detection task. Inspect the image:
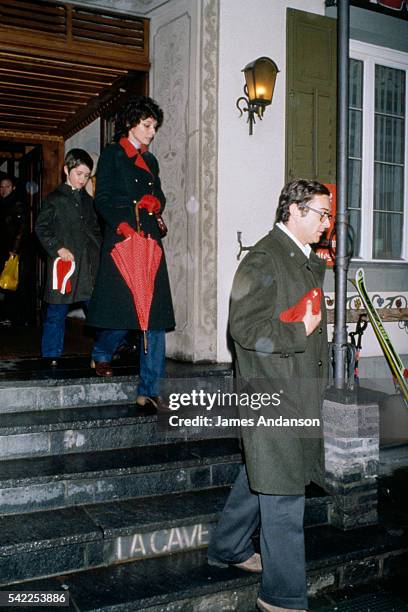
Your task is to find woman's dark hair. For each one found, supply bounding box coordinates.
[64,149,94,173]
[114,96,164,142]
[275,179,331,224]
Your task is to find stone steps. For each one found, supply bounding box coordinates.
[0,402,237,461]
[0,404,174,460]
[0,438,242,515]
[0,487,229,586]
[1,365,406,608]
[1,519,407,610]
[0,360,233,413]
[0,484,328,586]
[0,376,139,414]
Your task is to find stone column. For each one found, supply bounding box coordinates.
[323,396,380,530]
[150,0,219,361]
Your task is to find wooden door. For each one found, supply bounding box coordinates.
[286,9,337,183]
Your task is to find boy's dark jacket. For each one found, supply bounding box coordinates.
[35,183,101,304]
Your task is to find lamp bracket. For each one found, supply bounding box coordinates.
[237,231,253,260]
[236,87,263,135]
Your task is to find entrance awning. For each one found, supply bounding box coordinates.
[0,0,150,139]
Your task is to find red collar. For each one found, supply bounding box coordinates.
[119,137,152,174]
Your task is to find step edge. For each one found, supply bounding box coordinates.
[0,454,242,488]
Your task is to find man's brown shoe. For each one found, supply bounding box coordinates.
[208,552,262,573]
[233,552,262,573]
[256,599,306,612]
[91,360,113,377]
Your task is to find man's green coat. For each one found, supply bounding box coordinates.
[229,225,328,495]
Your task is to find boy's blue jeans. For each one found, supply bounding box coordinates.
[41,300,89,358]
[92,328,165,397]
[42,301,90,359]
[41,303,72,358]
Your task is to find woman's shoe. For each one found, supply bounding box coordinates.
[136,396,170,412]
[91,360,113,377]
[135,396,158,413]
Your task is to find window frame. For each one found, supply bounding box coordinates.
[349,39,408,263]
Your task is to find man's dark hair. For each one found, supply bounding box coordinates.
[114,96,164,142]
[64,149,93,173]
[275,179,331,224]
[0,175,16,188]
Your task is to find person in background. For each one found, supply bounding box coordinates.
[35,149,101,366]
[0,176,27,326]
[87,96,175,412]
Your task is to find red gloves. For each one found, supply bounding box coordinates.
[138,195,161,214]
[279,288,322,322]
[116,196,166,239]
[116,222,135,238]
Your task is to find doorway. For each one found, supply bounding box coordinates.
[0,141,42,328]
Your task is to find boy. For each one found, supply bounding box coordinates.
[35,149,101,366]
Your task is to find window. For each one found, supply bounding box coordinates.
[349,41,408,261]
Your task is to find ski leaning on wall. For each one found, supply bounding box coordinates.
[351,268,408,405]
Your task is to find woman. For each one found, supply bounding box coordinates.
[87,96,175,411]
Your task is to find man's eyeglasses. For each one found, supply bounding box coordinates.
[302,204,333,223]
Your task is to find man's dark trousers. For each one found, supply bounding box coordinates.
[208,465,308,609]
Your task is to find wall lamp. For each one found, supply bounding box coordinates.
[236,56,279,135]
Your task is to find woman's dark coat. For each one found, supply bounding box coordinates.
[35,184,101,305]
[87,143,175,331]
[229,226,328,495]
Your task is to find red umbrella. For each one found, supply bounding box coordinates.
[111,221,162,352]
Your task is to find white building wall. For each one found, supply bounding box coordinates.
[216,0,325,361]
[149,0,219,361]
[64,119,100,161]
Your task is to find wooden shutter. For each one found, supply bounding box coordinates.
[286,9,337,183]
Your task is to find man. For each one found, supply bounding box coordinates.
[208,179,332,612]
[0,176,27,325]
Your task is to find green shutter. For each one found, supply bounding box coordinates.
[286,8,337,183]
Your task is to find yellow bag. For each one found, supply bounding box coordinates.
[0,255,19,291]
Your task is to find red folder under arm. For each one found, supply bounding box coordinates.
[279,288,322,323]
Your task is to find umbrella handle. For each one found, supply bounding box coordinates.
[143,330,148,354]
[135,202,141,234]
